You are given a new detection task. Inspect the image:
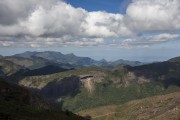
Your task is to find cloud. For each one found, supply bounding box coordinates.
[0,0,59,25]
[126,0,180,32]
[22,2,86,37]
[82,11,134,37]
[115,33,180,48]
[0,35,104,48]
[0,0,180,48]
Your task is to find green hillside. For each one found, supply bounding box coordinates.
[0,59,22,75]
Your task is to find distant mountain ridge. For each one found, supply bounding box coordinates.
[14,51,144,67]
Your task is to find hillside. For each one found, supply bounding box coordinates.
[0,79,86,120]
[78,92,180,120]
[127,61,180,88]
[19,62,180,112]
[0,59,22,76]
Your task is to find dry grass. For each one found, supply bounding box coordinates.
[78,92,180,120]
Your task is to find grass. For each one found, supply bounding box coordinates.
[78,91,180,120]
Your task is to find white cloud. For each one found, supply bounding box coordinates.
[0,0,180,48]
[116,33,180,47]
[82,11,134,37]
[23,2,86,37]
[126,0,180,32]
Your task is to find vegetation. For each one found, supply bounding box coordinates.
[20,66,107,88]
[1,54,180,118]
[20,63,180,112]
[0,59,22,75]
[62,82,180,112]
[0,80,86,120]
[78,91,180,120]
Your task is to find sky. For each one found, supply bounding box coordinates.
[0,0,180,62]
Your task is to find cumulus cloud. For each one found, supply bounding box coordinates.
[23,2,86,37]
[126,0,180,32]
[0,0,180,47]
[0,0,59,25]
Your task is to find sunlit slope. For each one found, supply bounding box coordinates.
[78,92,180,120]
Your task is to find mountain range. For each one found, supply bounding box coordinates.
[0,51,180,120]
[13,51,144,67]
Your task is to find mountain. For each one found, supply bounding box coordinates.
[3,56,74,69]
[23,65,71,76]
[127,60,180,88]
[39,76,81,101]
[6,65,72,84]
[78,92,180,120]
[0,79,86,120]
[14,51,96,66]
[0,58,73,84]
[3,52,180,114]
[108,59,143,67]
[14,51,144,67]
[0,59,22,76]
[19,60,180,112]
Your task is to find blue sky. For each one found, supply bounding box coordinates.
[0,0,180,62]
[66,0,131,14]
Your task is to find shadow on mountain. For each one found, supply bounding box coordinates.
[126,61,180,89]
[24,65,71,76]
[6,65,73,83]
[163,78,180,89]
[39,75,81,101]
